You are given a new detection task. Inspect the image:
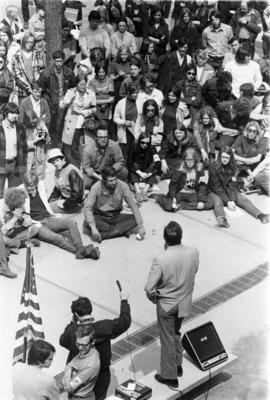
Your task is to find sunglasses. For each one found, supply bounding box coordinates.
[187,72,196,76]
[140,141,149,146]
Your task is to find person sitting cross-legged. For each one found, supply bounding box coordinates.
[83,166,145,242]
[22,172,100,260]
[47,148,85,214]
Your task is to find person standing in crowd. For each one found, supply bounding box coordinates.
[202,10,233,73]
[230,1,262,58]
[12,339,59,400]
[63,325,100,400]
[60,292,131,400]
[38,50,76,147]
[82,122,127,189]
[145,221,199,388]
[1,5,24,43]
[83,166,145,242]
[79,10,111,60]
[143,5,169,57]
[0,54,14,107]
[28,3,46,54]
[11,32,45,103]
[47,148,85,214]
[0,102,27,199]
[60,75,96,168]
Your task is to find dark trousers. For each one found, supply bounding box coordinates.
[94,368,111,400]
[157,302,183,380]
[62,129,83,169]
[0,160,21,199]
[158,192,225,218]
[37,217,83,253]
[49,107,66,147]
[207,56,224,75]
[84,213,137,240]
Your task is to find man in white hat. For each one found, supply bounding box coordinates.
[47,148,84,214]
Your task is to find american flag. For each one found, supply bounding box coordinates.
[13,244,45,364]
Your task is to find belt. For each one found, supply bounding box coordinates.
[5,157,16,164]
[209,55,224,60]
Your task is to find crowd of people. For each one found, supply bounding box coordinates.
[0,0,268,398]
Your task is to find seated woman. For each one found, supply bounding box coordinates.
[157,148,230,227]
[193,106,234,167]
[110,45,131,103]
[194,49,215,86]
[139,40,159,81]
[119,57,142,98]
[176,63,202,125]
[135,99,164,151]
[233,121,266,187]
[159,123,199,178]
[246,149,270,196]
[89,61,114,124]
[161,86,186,136]
[128,132,161,203]
[208,146,269,224]
[113,82,139,161]
[47,148,84,214]
[60,75,96,168]
[0,187,41,253]
[136,73,164,115]
[0,54,13,108]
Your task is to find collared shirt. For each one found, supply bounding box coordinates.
[84,179,143,229]
[202,23,233,58]
[2,119,17,160]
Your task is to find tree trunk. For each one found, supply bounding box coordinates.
[44,0,62,66]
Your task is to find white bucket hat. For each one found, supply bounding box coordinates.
[47,148,65,163]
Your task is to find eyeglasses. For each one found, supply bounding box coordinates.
[76,342,91,349]
[187,72,196,76]
[185,158,195,162]
[140,141,149,146]
[248,128,257,133]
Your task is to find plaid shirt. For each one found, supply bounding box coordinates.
[11,49,45,98]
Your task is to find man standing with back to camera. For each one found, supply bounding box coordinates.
[145,221,199,388]
[59,291,131,400]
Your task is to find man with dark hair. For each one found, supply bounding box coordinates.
[12,339,59,399]
[79,10,110,59]
[82,123,128,190]
[202,10,233,73]
[0,102,27,199]
[83,166,145,241]
[145,221,199,388]
[62,324,100,400]
[38,49,76,146]
[60,292,131,400]
[201,71,233,109]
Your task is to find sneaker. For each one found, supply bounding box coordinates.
[217,216,230,228]
[154,374,178,388]
[258,213,269,224]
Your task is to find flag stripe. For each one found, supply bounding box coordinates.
[17,312,43,325]
[13,245,45,364]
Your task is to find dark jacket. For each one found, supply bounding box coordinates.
[128,145,161,175]
[59,300,131,369]
[168,169,208,203]
[170,23,199,54]
[0,122,27,175]
[157,51,189,96]
[176,78,202,109]
[159,133,199,161]
[208,161,238,204]
[231,8,262,45]
[144,21,169,57]
[38,64,76,108]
